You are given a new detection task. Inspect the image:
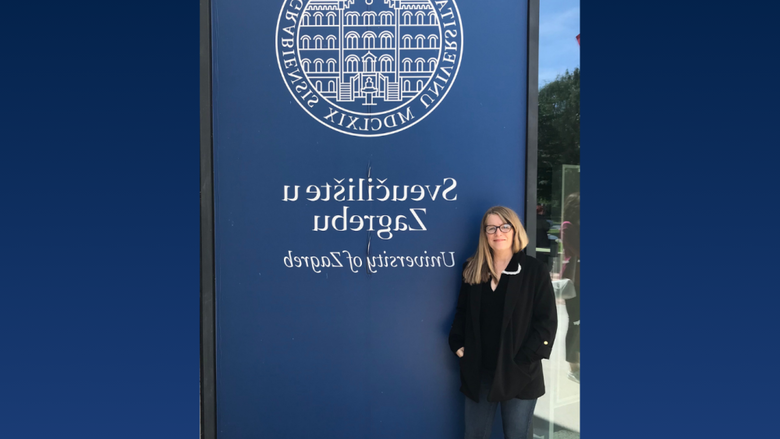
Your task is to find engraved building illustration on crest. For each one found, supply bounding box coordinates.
[298,0,441,108]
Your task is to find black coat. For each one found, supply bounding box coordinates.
[448,252,558,402]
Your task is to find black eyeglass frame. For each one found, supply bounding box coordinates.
[485,224,513,235]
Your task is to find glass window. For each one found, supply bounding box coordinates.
[535,1,580,438]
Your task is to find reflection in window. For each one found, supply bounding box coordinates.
[534,1,580,435]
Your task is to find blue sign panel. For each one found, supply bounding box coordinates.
[208,0,530,437]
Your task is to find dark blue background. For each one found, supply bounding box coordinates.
[2,1,778,438]
[584,1,780,438]
[1,2,199,438]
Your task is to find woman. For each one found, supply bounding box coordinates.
[448,206,558,439]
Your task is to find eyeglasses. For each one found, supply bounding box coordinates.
[485,224,513,234]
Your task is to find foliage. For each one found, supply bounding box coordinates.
[537,68,580,210]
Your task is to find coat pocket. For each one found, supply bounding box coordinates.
[510,355,533,378]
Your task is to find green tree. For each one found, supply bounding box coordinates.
[537,68,580,212]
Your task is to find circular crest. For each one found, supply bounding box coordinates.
[276,0,463,137]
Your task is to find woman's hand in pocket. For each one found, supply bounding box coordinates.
[456,347,464,358]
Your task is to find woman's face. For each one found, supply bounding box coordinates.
[486,214,514,254]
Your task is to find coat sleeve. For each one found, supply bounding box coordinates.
[448,277,468,355]
[518,264,558,361]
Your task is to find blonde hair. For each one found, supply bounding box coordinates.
[462,206,529,285]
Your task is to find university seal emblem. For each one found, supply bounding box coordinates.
[276,0,463,137]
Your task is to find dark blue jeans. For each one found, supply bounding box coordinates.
[464,371,537,439]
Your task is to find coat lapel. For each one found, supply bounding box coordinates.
[470,282,481,342]
[501,253,524,335]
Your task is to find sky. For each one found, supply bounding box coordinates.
[539,0,580,87]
